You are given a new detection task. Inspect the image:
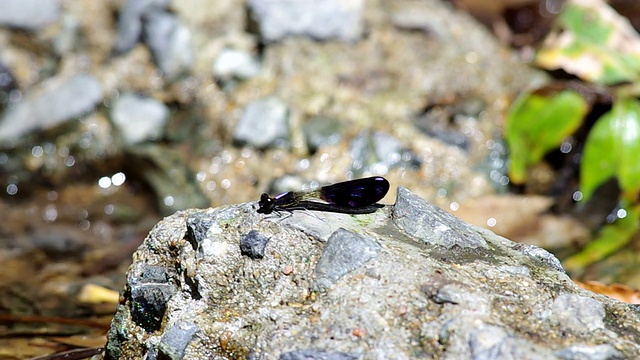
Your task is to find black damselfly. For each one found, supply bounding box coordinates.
[257,176,389,215]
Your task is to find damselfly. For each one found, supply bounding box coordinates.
[257,176,389,215]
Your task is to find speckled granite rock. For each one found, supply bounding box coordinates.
[105,187,640,359]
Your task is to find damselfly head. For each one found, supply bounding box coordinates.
[257,193,275,214]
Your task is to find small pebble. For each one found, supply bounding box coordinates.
[283,265,294,275]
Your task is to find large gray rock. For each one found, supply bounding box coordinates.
[0,74,103,144]
[113,0,170,54]
[247,0,364,42]
[106,187,639,359]
[113,0,192,78]
[110,93,168,145]
[143,10,193,79]
[233,97,290,149]
[0,0,60,30]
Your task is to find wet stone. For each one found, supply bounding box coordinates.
[279,350,360,360]
[143,10,193,78]
[240,230,269,259]
[349,131,376,176]
[0,74,103,143]
[302,116,343,153]
[113,0,170,54]
[157,321,200,360]
[372,131,421,170]
[555,344,622,360]
[314,228,381,290]
[0,0,60,31]
[213,48,261,82]
[392,187,488,249]
[247,0,364,42]
[550,294,605,333]
[233,97,290,149]
[111,93,169,145]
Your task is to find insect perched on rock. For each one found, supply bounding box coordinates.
[257,176,390,215]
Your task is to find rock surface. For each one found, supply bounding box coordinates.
[106,187,640,359]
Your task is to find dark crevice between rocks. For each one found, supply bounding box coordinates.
[184,270,202,301]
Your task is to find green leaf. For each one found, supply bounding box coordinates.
[563,203,639,273]
[561,4,611,45]
[536,0,640,85]
[580,98,640,201]
[506,90,588,184]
